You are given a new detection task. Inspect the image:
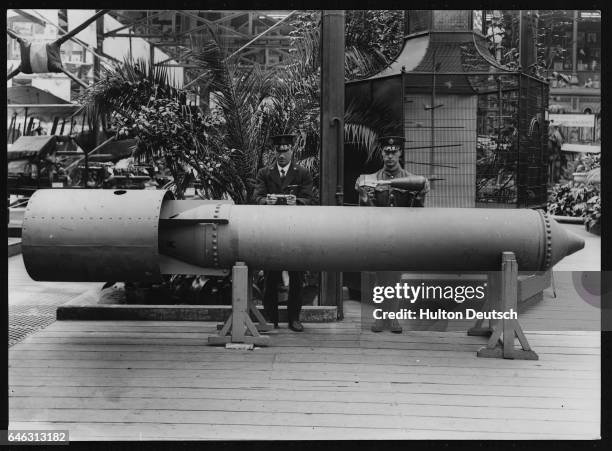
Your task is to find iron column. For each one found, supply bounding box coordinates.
[320,10,345,315]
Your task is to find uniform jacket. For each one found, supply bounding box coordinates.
[355,167,429,207]
[253,161,314,205]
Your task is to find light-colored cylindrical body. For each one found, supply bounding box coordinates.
[159,203,581,272]
[21,189,584,281]
[22,189,173,282]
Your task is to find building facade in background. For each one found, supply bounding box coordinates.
[541,10,600,148]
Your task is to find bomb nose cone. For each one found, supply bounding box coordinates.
[548,215,585,268]
[565,230,586,256]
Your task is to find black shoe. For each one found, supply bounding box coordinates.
[371,319,384,333]
[263,312,279,329]
[288,320,304,332]
[389,319,403,334]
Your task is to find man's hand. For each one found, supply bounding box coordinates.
[358,187,375,206]
[286,194,297,205]
[266,194,278,205]
[357,180,379,189]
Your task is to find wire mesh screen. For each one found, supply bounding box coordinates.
[348,28,549,210]
[407,11,433,35]
[517,74,549,208]
[475,74,548,208]
[476,75,520,208]
[432,10,472,31]
[9,304,59,347]
[401,73,548,209]
[404,92,477,208]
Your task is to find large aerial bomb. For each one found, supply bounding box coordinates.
[22,189,584,282]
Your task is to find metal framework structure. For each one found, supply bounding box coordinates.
[104,10,296,87]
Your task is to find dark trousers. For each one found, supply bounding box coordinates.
[262,270,304,324]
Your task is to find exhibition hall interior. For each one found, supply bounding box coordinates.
[6,9,602,442]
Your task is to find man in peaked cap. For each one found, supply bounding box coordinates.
[253,134,314,332]
[355,135,430,333]
[355,136,430,208]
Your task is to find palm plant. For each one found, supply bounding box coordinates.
[185,26,391,201]
[79,17,398,203]
[282,25,400,168]
[187,36,278,202]
[227,25,397,192]
[184,16,402,197]
[184,28,324,199]
[258,27,322,182]
[78,58,246,201]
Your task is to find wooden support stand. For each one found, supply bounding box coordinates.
[467,271,499,337]
[208,262,271,346]
[476,252,539,360]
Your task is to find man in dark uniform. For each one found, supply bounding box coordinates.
[355,136,430,333]
[355,136,430,208]
[253,134,314,332]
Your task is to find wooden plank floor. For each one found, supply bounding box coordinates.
[8,301,600,440]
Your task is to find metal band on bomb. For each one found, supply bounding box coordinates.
[542,210,554,270]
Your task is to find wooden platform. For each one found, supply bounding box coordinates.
[9,300,600,440]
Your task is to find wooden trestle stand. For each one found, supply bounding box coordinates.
[208,262,272,346]
[210,254,540,355]
[468,252,538,360]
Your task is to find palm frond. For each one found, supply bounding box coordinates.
[77,57,184,128]
[189,35,278,186]
[345,45,389,80]
[343,95,402,162]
